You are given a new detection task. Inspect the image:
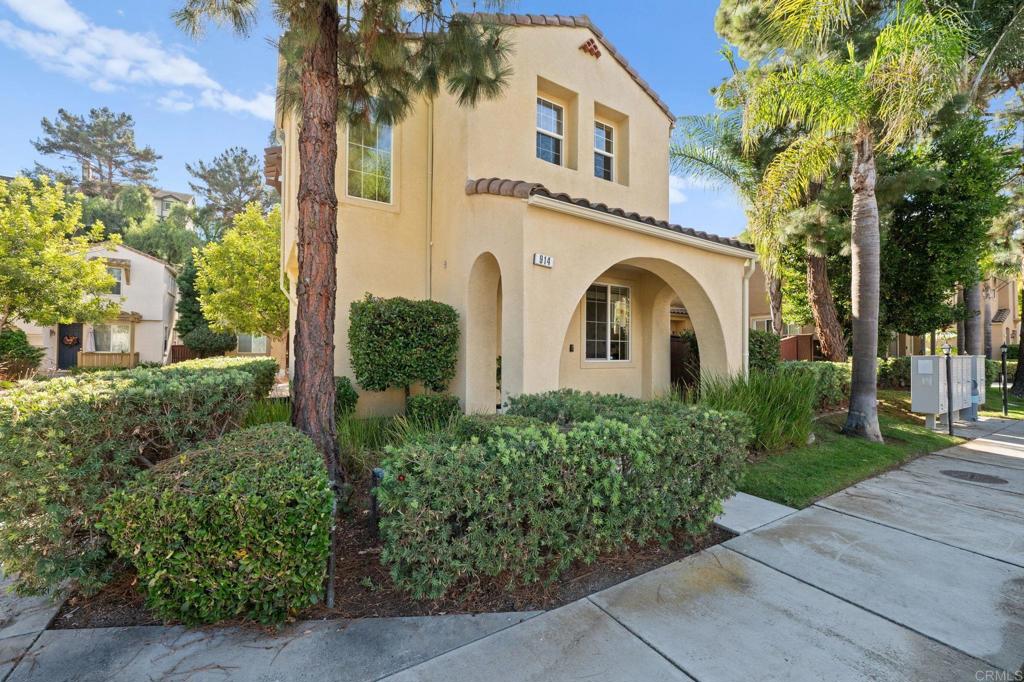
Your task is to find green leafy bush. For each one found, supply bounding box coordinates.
[455,414,545,443]
[406,393,461,425]
[1006,344,1019,361]
[749,329,781,373]
[245,398,291,427]
[877,356,911,389]
[507,389,638,426]
[335,376,358,416]
[182,325,237,357]
[102,424,332,625]
[167,356,278,398]
[0,366,255,595]
[697,370,817,451]
[778,361,851,409]
[0,327,44,379]
[377,403,750,598]
[985,360,1000,387]
[348,294,459,393]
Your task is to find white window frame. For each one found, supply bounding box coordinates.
[584,281,631,362]
[107,266,123,296]
[536,97,564,167]
[237,333,268,355]
[93,323,131,353]
[346,118,394,205]
[594,121,614,181]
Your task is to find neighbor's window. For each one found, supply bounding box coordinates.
[536,98,564,165]
[93,323,131,353]
[585,283,630,361]
[237,333,268,354]
[107,266,123,295]
[348,118,393,203]
[594,122,614,181]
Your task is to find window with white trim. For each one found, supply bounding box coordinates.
[93,323,131,353]
[107,266,123,295]
[347,118,393,203]
[594,121,614,181]
[237,333,268,354]
[585,283,630,361]
[536,98,564,165]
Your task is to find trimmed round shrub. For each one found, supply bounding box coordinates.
[455,414,545,443]
[335,376,358,416]
[0,366,255,595]
[749,329,781,373]
[102,424,333,625]
[182,325,237,357]
[406,393,461,425]
[168,356,278,399]
[0,327,44,379]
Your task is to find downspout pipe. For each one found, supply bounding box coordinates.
[742,258,756,377]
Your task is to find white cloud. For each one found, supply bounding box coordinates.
[669,175,690,205]
[0,0,274,121]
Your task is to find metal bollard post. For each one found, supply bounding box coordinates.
[1001,343,1009,416]
[942,343,953,437]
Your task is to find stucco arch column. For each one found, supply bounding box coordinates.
[641,282,676,398]
[463,253,503,413]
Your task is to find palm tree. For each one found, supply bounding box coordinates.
[174,0,511,605]
[745,1,967,440]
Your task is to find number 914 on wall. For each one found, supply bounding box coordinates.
[533,253,554,269]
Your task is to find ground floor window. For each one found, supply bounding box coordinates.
[93,323,131,353]
[237,333,268,354]
[586,283,630,361]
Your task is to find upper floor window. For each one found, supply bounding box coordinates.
[585,283,630,361]
[107,266,123,295]
[348,119,393,203]
[536,98,564,166]
[594,122,614,181]
[237,333,268,354]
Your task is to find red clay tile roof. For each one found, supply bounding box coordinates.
[993,308,1010,323]
[466,178,753,252]
[469,13,675,122]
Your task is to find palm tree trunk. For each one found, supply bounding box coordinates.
[768,275,784,335]
[843,127,883,442]
[806,247,846,361]
[982,283,992,359]
[291,0,340,607]
[964,281,983,356]
[956,287,965,354]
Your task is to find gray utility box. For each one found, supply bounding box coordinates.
[910,355,985,429]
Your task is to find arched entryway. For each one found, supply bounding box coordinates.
[465,252,502,413]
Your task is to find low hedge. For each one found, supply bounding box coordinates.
[166,356,278,399]
[378,396,750,598]
[0,365,255,595]
[455,414,546,443]
[877,357,911,389]
[102,424,332,625]
[406,393,461,425]
[777,361,851,409]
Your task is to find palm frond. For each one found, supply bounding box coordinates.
[970,1,1024,100]
[768,0,859,48]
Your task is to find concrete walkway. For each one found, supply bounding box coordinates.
[4,416,1023,681]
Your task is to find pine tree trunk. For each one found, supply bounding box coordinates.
[806,248,846,361]
[843,127,883,442]
[291,0,340,607]
[768,275,784,335]
[964,282,983,356]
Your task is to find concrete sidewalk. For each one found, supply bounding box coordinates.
[5,416,1023,681]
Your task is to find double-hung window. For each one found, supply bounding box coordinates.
[536,98,564,165]
[93,323,131,353]
[237,333,268,354]
[107,266,123,295]
[348,117,393,203]
[585,283,630,361]
[594,122,614,181]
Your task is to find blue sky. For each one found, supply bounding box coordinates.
[0,0,747,237]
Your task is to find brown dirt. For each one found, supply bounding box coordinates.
[52,497,731,630]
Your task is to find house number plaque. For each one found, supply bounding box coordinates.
[533,253,554,269]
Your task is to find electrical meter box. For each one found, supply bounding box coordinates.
[911,355,979,428]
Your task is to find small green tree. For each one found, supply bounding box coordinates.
[348,295,459,398]
[0,176,118,330]
[174,256,205,337]
[194,205,288,337]
[123,206,203,267]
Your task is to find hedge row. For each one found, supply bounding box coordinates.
[777,361,851,409]
[166,356,278,399]
[0,363,259,595]
[103,424,332,625]
[877,356,1002,391]
[378,391,750,598]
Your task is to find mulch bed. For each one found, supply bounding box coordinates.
[52,496,731,630]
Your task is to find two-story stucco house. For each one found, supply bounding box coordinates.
[151,189,195,220]
[18,244,178,371]
[271,13,756,415]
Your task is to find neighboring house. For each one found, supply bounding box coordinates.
[151,189,195,220]
[270,14,757,415]
[18,244,178,371]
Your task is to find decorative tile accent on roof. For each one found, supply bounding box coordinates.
[469,13,674,121]
[580,38,602,58]
[993,308,1010,323]
[466,177,753,252]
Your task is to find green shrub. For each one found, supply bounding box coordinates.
[377,404,750,599]
[406,393,461,425]
[985,360,1000,387]
[102,425,332,625]
[507,389,637,426]
[0,366,255,595]
[182,325,237,357]
[167,356,278,399]
[335,376,358,416]
[697,370,817,451]
[455,414,545,443]
[749,330,781,373]
[245,398,291,427]
[877,356,911,389]
[1007,344,1019,361]
[348,294,459,393]
[778,361,851,409]
[0,328,44,379]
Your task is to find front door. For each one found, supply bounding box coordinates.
[57,323,82,369]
